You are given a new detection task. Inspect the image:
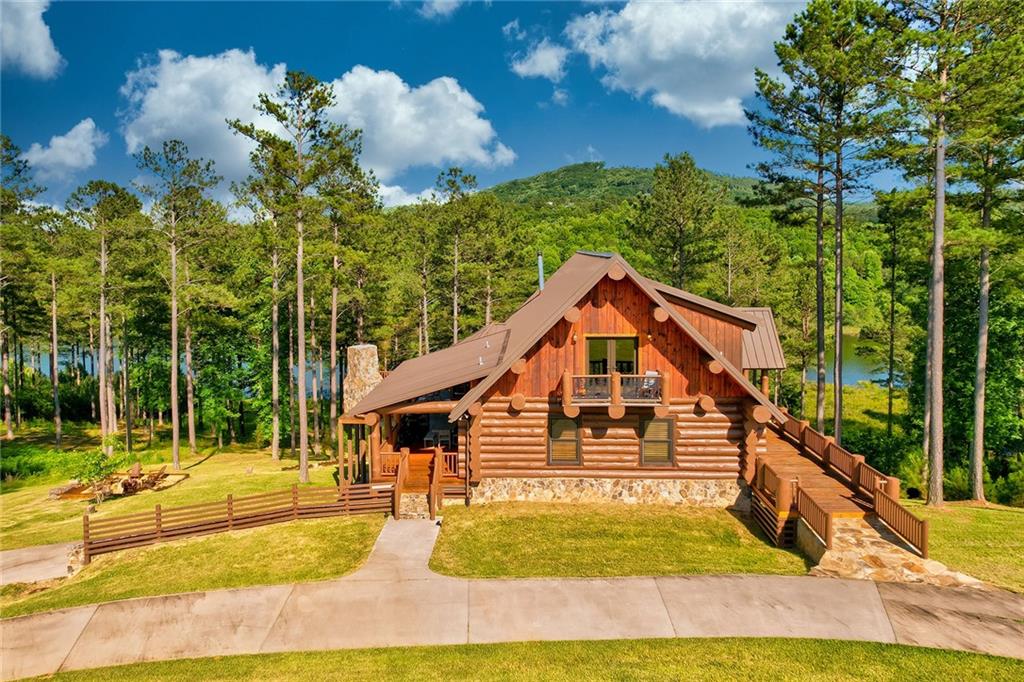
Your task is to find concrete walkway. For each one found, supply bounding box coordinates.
[0,543,74,586]
[3,519,1023,681]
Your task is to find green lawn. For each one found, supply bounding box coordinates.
[907,500,1024,593]
[1,515,384,618]
[1,437,338,550]
[430,502,810,578]
[37,638,1024,681]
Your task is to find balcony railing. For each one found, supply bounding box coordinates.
[571,374,662,403]
[561,370,670,419]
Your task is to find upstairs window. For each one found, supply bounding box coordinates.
[548,416,581,465]
[587,336,638,374]
[640,417,674,466]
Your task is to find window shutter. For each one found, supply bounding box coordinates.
[549,417,580,465]
[640,417,673,465]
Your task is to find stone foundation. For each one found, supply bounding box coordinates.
[472,477,750,510]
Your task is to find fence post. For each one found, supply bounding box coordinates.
[227,494,234,529]
[798,420,809,454]
[825,511,833,550]
[155,504,162,541]
[291,484,299,520]
[82,514,91,565]
[852,454,865,491]
[921,519,929,559]
[885,476,901,499]
[776,478,794,513]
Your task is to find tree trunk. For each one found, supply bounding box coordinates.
[296,217,309,482]
[288,299,296,459]
[185,321,197,457]
[169,231,180,468]
[271,251,281,460]
[814,161,826,432]
[833,148,844,445]
[310,294,320,455]
[98,236,110,454]
[2,331,12,440]
[421,259,430,355]
[105,314,117,439]
[330,233,338,448]
[124,342,133,455]
[887,219,897,438]
[927,78,947,506]
[452,232,460,343]
[971,173,992,502]
[50,271,62,447]
[485,272,493,326]
[88,323,96,421]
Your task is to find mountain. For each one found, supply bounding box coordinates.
[486,162,760,207]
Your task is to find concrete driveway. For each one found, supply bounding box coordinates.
[2,519,1022,680]
[0,543,73,586]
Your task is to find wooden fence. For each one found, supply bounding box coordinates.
[771,411,928,558]
[82,483,394,563]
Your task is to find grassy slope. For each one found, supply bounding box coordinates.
[40,639,1024,681]
[1,515,384,618]
[907,500,1024,593]
[430,503,809,578]
[1,434,337,550]
[798,381,908,439]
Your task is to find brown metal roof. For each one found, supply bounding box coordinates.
[347,324,510,415]
[350,251,785,424]
[739,307,787,370]
[643,278,758,328]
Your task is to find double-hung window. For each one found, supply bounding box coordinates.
[640,417,674,466]
[548,416,581,465]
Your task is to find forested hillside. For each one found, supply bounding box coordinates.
[487,161,760,207]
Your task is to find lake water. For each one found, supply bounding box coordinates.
[804,334,886,386]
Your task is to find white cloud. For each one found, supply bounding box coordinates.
[23,118,108,179]
[329,65,515,181]
[1,0,64,78]
[502,18,526,41]
[120,49,287,182]
[565,0,793,127]
[119,49,514,201]
[511,38,570,83]
[418,0,464,19]
[378,183,433,207]
[551,88,569,106]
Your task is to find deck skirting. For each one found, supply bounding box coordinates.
[471,476,751,509]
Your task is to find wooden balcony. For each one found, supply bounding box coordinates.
[561,370,670,419]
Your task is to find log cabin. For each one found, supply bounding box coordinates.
[345,251,787,508]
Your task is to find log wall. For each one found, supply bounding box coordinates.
[478,397,750,480]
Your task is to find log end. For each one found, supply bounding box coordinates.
[467,402,482,417]
[608,263,626,281]
[653,306,669,323]
[653,404,670,419]
[510,393,527,411]
[563,404,580,418]
[563,306,581,324]
[696,394,716,413]
[608,404,626,420]
[510,358,527,375]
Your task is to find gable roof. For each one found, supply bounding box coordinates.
[739,307,787,370]
[448,252,784,423]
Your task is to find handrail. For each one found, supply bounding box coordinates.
[875,486,929,558]
[570,373,662,402]
[428,447,443,520]
[391,448,409,518]
[796,485,833,549]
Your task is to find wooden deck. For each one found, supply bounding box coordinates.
[759,429,869,518]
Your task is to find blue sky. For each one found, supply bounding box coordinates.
[2,1,809,207]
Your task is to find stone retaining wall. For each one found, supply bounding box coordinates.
[472,477,750,510]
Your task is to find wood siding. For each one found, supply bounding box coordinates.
[491,276,746,400]
[666,301,745,369]
[478,397,750,480]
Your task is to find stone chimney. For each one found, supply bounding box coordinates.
[343,344,384,414]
